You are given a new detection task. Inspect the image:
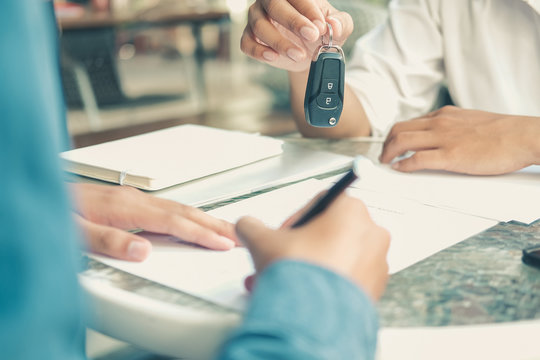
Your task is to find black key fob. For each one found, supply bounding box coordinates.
[304,26,345,128]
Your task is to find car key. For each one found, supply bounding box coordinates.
[304,23,345,127]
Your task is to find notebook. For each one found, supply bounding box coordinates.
[61,125,284,190]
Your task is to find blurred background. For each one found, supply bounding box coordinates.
[55,0,388,148]
[54,0,388,358]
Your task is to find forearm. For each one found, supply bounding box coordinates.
[218,260,378,360]
[527,117,540,165]
[289,70,371,138]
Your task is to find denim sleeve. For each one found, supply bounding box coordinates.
[0,1,85,359]
[218,260,379,360]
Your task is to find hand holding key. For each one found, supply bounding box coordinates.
[240,0,353,73]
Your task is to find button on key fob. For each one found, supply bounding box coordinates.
[304,23,345,127]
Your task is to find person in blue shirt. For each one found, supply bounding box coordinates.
[0,1,390,359]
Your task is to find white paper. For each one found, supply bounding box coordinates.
[92,179,495,310]
[209,179,497,274]
[378,320,540,360]
[91,234,254,311]
[348,159,540,224]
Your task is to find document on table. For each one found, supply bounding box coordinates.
[340,158,540,224]
[378,320,540,360]
[91,179,496,311]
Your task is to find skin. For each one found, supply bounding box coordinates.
[69,183,239,261]
[241,0,371,138]
[242,1,540,175]
[380,106,540,175]
[238,193,391,300]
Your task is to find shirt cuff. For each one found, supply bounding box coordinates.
[227,260,379,359]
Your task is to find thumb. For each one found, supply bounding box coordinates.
[325,11,353,44]
[235,216,282,272]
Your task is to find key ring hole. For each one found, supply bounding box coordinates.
[321,22,333,47]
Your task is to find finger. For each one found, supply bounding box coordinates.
[236,216,282,271]
[384,117,432,147]
[146,197,239,245]
[244,274,257,293]
[428,105,459,117]
[249,4,308,62]
[162,214,236,250]
[264,0,325,41]
[380,130,438,164]
[72,184,237,249]
[391,149,446,172]
[75,215,152,262]
[240,26,278,62]
[97,189,238,249]
[106,200,236,250]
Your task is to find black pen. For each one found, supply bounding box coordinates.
[292,157,361,228]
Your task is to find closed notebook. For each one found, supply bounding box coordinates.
[60,125,284,190]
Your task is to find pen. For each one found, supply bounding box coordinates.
[292,157,361,228]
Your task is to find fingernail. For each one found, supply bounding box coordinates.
[391,162,401,170]
[127,240,150,261]
[263,51,277,61]
[287,48,305,62]
[313,20,325,33]
[300,26,319,41]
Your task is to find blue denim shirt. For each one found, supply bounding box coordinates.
[219,260,378,360]
[0,2,378,359]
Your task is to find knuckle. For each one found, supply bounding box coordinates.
[440,105,456,112]
[113,186,138,202]
[181,205,201,219]
[240,31,250,53]
[252,44,265,59]
[393,131,410,145]
[251,16,266,37]
[265,0,280,15]
[97,228,120,252]
[287,15,304,33]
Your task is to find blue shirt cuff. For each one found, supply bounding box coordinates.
[219,259,379,360]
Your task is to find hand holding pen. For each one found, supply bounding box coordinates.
[236,157,391,300]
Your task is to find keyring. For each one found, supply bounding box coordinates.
[321,22,333,48]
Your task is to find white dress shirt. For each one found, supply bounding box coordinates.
[347,0,540,135]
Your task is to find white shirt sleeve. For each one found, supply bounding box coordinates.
[347,0,445,136]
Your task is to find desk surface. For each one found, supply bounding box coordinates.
[80,136,540,356]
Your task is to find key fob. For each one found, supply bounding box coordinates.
[304,46,345,127]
